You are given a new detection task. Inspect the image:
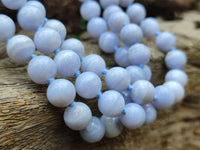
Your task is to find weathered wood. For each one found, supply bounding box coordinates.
[0,11,200,150]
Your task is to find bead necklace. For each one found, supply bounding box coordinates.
[0,0,188,143]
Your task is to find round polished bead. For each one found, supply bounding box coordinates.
[98,90,125,117]
[128,43,151,65]
[115,46,130,67]
[126,3,146,24]
[80,0,101,21]
[131,80,155,105]
[6,35,35,63]
[80,116,105,143]
[105,67,131,92]
[99,32,119,53]
[27,56,57,84]
[143,65,152,81]
[165,50,187,69]
[61,38,85,57]
[1,0,26,10]
[17,5,45,31]
[120,24,143,46]
[120,103,146,129]
[81,54,106,76]
[126,66,145,84]
[103,5,122,22]
[121,90,132,104]
[75,72,102,99]
[34,27,61,54]
[25,0,46,16]
[119,0,134,7]
[108,11,130,33]
[99,0,120,9]
[54,50,81,77]
[100,115,123,138]
[142,103,157,124]
[64,102,92,131]
[0,14,15,42]
[47,79,76,107]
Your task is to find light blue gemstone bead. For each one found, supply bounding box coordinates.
[126,3,146,24]
[140,17,160,38]
[44,19,67,40]
[120,24,143,46]
[128,43,151,65]
[75,72,102,99]
[103,5,122,22]
[152,85,175,109]
[99,32,119,53]
[6,35,35,63]
[142,103,157,124]
[80,0,101,21]
[47,79,76,107]
[64,102,92,131]
[121,90,132,104]
[25,0,46,16]
[99,0,120,9]
[54,50,81,77]
[17,5,45,31]
[81,54,106,76]
[108,11,130,33]
[27,56,57,84]
[131,80,155,105]
[1,0,26,10]
[80,116,105,143]
[105,67,131,92]
[164,81,185,103]
[34,27,61,54]
[165,50,187,69]
[143,65,152,81]
[98,90,125,117]
[0,14,15,42]
[115,46,130,67]
[100,115,123,138]
[165,69,188,86]
[120,103,146,129]
[156,32,176,53]
[119,0,134,7]
[126,66,146,84]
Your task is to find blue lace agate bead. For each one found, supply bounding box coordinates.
[64,102,92,130]
[27,56,57,84]
[115,46,130,67]
[103,5,122,22]
[121,90,132,104]
[143,65,152,81]
[80,116,105,143]
[1,0,26,10]
[25,0,46,16]
[142,103,157,124]
[6,35,35,63]
[119,0,134,7]
[99,0,120,9]
[126,66,146,84]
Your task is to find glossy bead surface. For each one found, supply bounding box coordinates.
[143,65,152,81]
[99,0,120,9]
[142,103,157,124]
[115,46,130,67]
[64,102,92,131]
[126,66,145,84]
[1,0,26,10]
[121,90,132,104]
[119,0,134,7]
[103,5,122,22]
[25,0,46,16]
[6,35,35,63]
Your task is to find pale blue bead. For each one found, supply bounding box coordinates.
[121,90,132,104]
[119,0,134,7]
[120,24,143,46]
[80,116,105,143]
[25,0,46,16]
[1,0,26,10]
[152,85,175,109]
[103,5,122,22]
[165,69,188,86]
[99,32,119,53]
[165,50,187,69]
[128,43,151,65]
[142,103,157,124]
[143,65,152,81]
[98,90,125,117]
[108,11,130,33]
[75,72,102,99]
[54,50,81,77]
[34,27,61,54]
[105,67,131,92]
[64,102,92,131]
[131,80,155,105]
[47,79,76,107]
[120,103,146,129]
[81,54,106,76]
[115,46,130,67]
[61,38,85,57]
[6,35,35,63]
[126,3,146,24]
[164,81,185,103]
[27,56,57,84]
[140,17,160,38]
[99,0,120,9]
[156,32,176,53]
[44,19,67,40]
[126,66,146,84]
[80,0,101,21]
[100,115,123,138]
[17,5,45,31]
[0,14,15,42]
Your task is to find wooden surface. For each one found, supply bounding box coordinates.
[0,11,200,150]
